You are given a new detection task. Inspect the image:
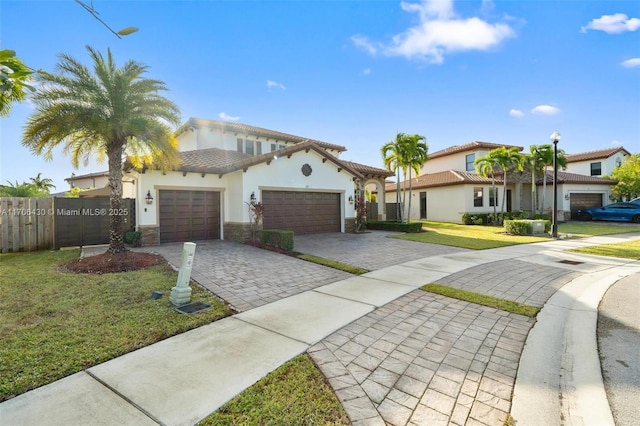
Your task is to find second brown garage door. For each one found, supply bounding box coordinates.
[570,193,603,219]
[262,191,340,234]
[159,190,220,243]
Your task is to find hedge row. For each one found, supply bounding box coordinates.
[366,221,423,233]
[504,219,551,235]
[259,229,294,251]
[462,211,550,225]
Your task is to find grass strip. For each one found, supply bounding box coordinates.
[199,354,350,426]
[568,239,640,260]
[297,254,369,275]
[0,249,232,401]
[421,283,540,318]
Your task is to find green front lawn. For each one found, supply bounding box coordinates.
[199,355,350,426]
[0,250,232,401]
[391,221,639,250]
[568,239,640,260]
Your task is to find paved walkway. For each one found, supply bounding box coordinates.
[2,232,639,426]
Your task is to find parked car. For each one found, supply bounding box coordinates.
[577,202,640,223]
[630,197,640,205]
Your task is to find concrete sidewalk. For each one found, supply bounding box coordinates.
[1,233,639,425]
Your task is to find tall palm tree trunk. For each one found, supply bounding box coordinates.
[107,145,126,253]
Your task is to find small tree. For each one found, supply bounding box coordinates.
[0,180,40,197]
[608,154,640,200]
[354,196,367,232]
[246,201,264,242]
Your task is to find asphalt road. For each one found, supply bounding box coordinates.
[598,273,640,426]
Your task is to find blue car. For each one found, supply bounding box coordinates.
[578,202,640,223]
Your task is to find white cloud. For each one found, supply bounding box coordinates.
[218,112,240,121]
[266,80,286,91]
[362,68,372,75]
[621,58,640,68]
[581,13,640,34]
[350,35,380,55]
[531,105,560,115]
[509,109,524,117]
[352,0,516,64]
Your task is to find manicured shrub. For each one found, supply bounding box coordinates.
[365,221,423,233]
[462,211,529,226]
[504,220,532,235]
[259,229,294,251]
[124,230,142,247]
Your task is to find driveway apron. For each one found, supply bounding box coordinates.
[141,240,352,312]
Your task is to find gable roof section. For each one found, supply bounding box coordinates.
[343,161,394,179]
[177,118,347,152]
[65,171,109,183]
[384,170,497,192]
[565,147,631,163]
[541,170,617,185]
[175,140,365,179]
[429,141,523,160]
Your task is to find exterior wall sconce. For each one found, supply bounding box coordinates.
[250,191,256,203]
[565,193,570,200]
[348,196,354,204]
[145,190,154,204]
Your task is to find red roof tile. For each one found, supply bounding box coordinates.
[565,147,631,163]
[428,141,523,159]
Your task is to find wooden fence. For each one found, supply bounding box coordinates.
[0,197,54,253]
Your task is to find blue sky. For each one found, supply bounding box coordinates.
[1,0,639,192]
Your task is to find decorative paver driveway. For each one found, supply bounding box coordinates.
[310,258,581,425]
[294,231,469,271]
[142,241,352,312]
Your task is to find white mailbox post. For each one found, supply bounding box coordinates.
[170,242,196,306]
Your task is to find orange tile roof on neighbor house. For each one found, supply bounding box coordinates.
[565,147,631,163]
[383,170,498,192]
[176,118,347,153]
[428,141,524,159]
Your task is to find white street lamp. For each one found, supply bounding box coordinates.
[550,131,561,238]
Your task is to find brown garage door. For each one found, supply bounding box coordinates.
[159,190,220,243]
[262,191,340,234]
[570,193,603,219]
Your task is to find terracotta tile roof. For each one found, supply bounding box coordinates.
[177,118,347,152]
[65,171,109,182]
[175,140,365,179]
[383,170,499,192]
[343,161,395,178]
[542,170,617,185]
[565,147,631,163]
[428,141,523,159]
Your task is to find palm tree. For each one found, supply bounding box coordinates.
[23,46,181,253]
[493,146,524,216]
[0,49,35,117]
[0,180,39,197]
[381,133,406,222]
[402,134,428,223]
[527,145,545,217]
[537,144,567,213]
[30,173,56,194]
[474,151,501,216]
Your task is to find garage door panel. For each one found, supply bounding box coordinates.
[570,193,603,219]
[159,190,220,243]
[263,190,340,234]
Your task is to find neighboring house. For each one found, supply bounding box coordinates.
[565,147,631,178]
[65,171,136,198]
[76,118,392,245]
[383,141,623,223]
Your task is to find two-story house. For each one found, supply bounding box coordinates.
[384,141,622,223]
[68,118,393,245]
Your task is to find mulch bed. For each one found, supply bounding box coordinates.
[62,252,167,274]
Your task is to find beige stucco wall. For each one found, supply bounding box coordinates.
[134,148,357,235]
[565,153,628,177]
